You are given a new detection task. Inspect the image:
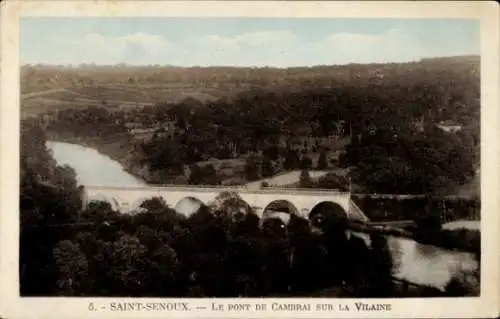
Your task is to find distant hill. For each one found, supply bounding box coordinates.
[21,55,480,118]
[21,55,480,92]
[419,55,480,64]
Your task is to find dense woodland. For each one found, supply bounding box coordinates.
[20,124,479,297]
[41,56,480,195]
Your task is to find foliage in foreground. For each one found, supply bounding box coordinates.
[20,123,480,297]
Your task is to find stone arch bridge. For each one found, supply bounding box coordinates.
[82,185,369,222]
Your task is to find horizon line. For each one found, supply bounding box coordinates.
[20,54,480,70]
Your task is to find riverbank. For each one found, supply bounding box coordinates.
[349,220,480,255]
[45,132,154,184]
[45,132,333,188]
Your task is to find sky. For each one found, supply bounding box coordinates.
[20,18,480,67]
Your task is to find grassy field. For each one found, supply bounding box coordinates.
[20,65,256,117]
[21,84,221,117]
[21,56,479,118]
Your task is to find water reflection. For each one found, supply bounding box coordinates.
[47,141,145,187]
[351,232,478,290]
[174,197,203,216]
[388,236,477,290]
[443,220,480,231]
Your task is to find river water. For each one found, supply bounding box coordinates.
[47,140,479,291]
[47,141,146,187]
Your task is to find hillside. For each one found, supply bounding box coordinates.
[28,54,480,196]
[21,55,480,118]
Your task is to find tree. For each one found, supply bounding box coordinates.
[139,197,168,212]
[81,200,118,224]
[283,148,300,170]
[444,268,479,297]
[366,235,395,297]
[53,240,88,296]
[244,157,260,182]
[212,191,252,218]
[108,234,147,295]
[309,201,349,287]
[317,150,328,169]
[20,122,84,296]
[338,151,348,168]
[188,204,215,227]
[414,199,443,243]
[299,156,312,170]
[262,145,280,161]
[316,173,349,191]
[188,164,203,185]
[299,170,313,188]
[344,234,371,289]
[202,164,218,185]
[139,244,180,296]
[229,211,260,239]
[261,156,275,178]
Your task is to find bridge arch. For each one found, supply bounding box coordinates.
[262,199,299,223]
[174,196,205,217]
[309,201,348,227]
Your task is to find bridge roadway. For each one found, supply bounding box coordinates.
[82,185,369,222]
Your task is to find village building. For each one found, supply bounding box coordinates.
[436,120,463,133]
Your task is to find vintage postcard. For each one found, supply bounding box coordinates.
[1,1,499,318]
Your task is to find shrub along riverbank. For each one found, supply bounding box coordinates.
[352,195,480,255]
[349,221,480,257]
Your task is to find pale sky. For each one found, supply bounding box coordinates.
[20,18,480,67]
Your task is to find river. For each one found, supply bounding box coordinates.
[47,140,479,291]
[46,141,204,214]
[47,141,146,187]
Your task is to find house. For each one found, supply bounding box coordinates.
[128,120,178,141]
[129,128,157,140]
[436,121,462,133]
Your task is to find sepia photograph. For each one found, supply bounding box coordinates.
[18,15,482,298]
[1,1,499,318]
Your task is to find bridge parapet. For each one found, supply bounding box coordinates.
[83,184,351,196]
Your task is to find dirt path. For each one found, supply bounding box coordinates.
[22,88,68,99]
